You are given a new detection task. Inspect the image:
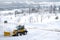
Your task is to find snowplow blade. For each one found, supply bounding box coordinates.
[4,32,11,36]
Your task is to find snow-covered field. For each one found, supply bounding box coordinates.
[0,11,60,40]
[0,29,60,40]
[0,22,60,40]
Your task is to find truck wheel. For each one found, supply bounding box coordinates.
[23,31,27,35]
[20,33,22,36]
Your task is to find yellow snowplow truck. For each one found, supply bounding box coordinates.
[12,25,28,36]
[4,25,28,36]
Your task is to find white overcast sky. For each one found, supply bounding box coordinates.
[0,0,60,2]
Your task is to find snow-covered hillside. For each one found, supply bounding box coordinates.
[0,9,60,40]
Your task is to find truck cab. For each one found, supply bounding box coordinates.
[12,25,28,36]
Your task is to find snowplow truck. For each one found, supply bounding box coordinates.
[12,25,28,36]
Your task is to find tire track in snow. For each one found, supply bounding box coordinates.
[27,27,60,32]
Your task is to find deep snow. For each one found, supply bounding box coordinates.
[0,11,60,40]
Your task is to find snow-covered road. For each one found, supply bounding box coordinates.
[0,28,60,40]
[0,21,60,40]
